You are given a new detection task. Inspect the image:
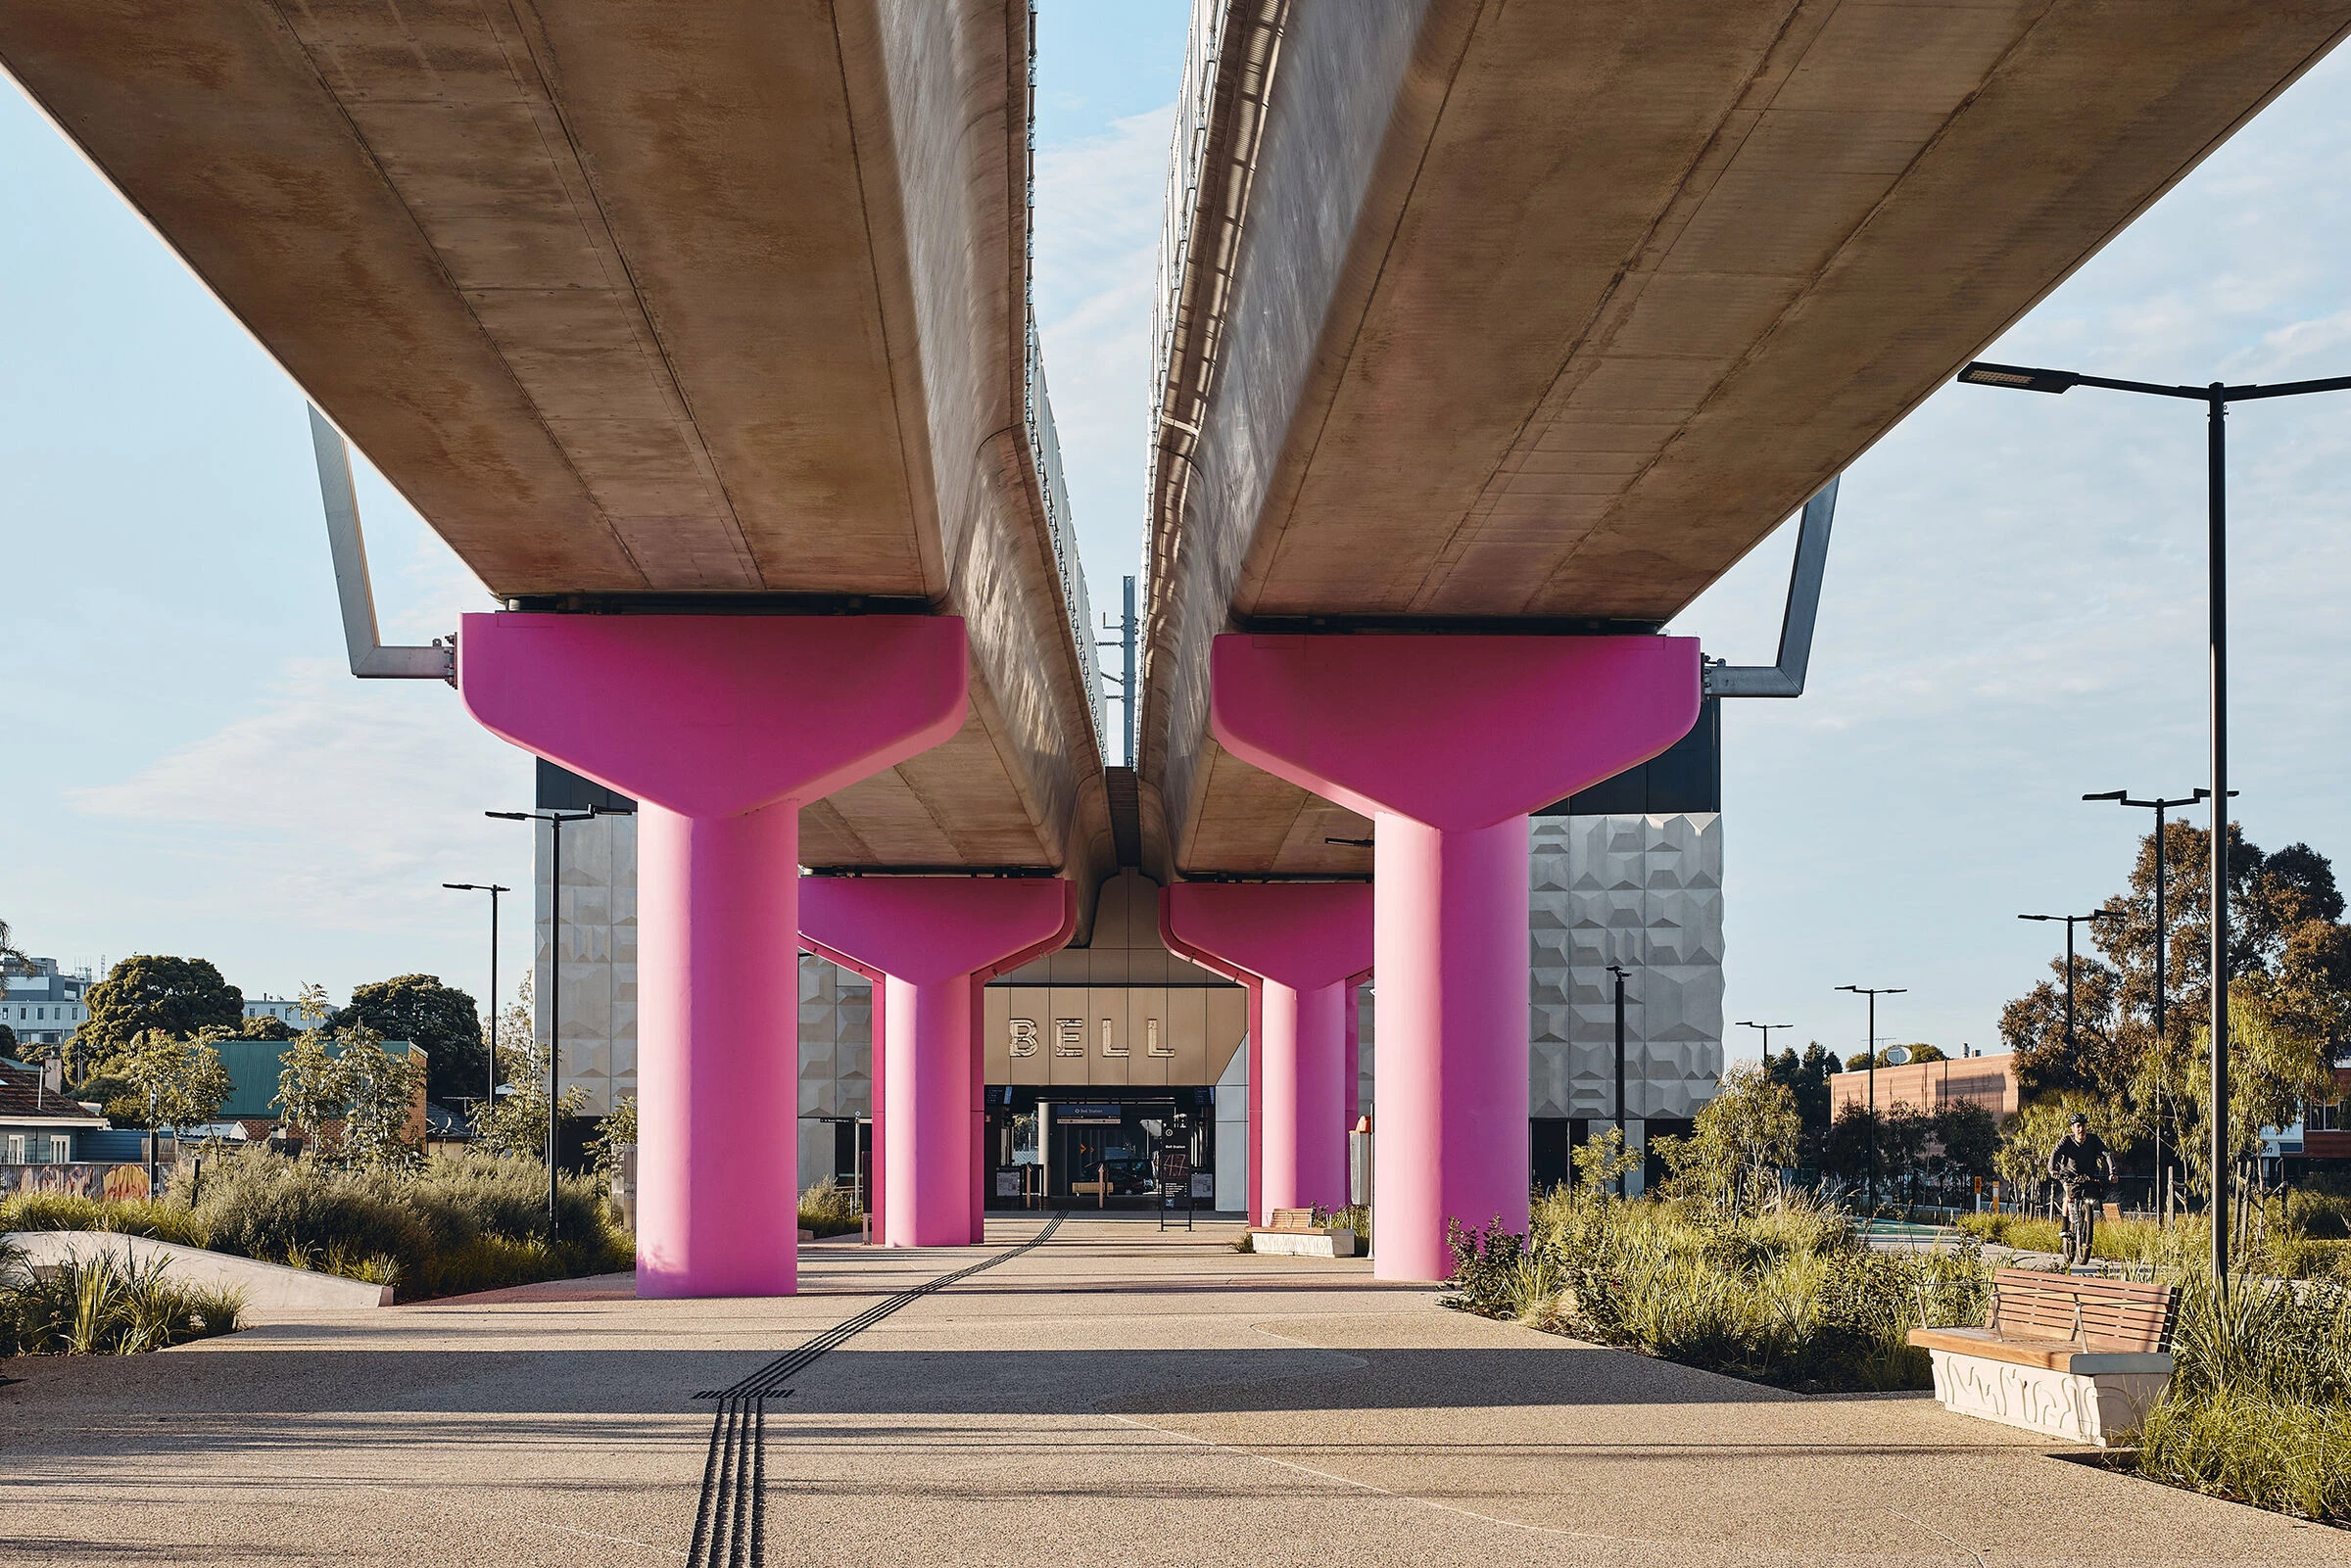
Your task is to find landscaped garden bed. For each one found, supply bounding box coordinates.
[1445,1181,1985,1393]
[1,1145,631,1307]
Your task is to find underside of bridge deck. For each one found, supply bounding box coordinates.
[1141,0,2351,881]
[0,0,1111,887]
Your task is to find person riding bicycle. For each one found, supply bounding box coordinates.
[2046,1113,2118,1268]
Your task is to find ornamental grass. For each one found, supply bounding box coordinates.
[1446,1183,1987,1393]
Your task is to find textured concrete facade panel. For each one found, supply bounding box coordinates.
[533,813,637,1118]
[1530,814,1723,1121]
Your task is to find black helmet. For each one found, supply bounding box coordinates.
[2069,1112,2089,1127]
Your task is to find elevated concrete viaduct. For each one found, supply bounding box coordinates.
[1141,0,2351,1274]
[13,1,2351,1293]
[0,0,1105,1295]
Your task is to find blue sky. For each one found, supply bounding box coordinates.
[5,7,2348,1063]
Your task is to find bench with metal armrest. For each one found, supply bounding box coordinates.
[1248,1207,1360,1257]
[1907,1267,2178,1446]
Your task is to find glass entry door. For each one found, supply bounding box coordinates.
[1056,1109,1170,1204]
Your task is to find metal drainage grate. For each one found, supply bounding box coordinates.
[685,1212,1067,1568]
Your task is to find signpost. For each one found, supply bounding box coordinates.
[1158,1142,1194,1231]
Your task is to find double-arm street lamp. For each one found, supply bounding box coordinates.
[1837,984,1906,1208]
[2016,911,2115,1053]
[2082,787,2231,1218]
[1961,359,2351,1284]
[485,808,609,1235]
[442,881,511,1114]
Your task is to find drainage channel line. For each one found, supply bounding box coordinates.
[685,1212,1067,1568]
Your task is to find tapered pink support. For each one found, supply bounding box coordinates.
[459,613,967,1297]
[802,878,1073,1248]
[1211,634,1700,1280]
[1163,883,1371,1220]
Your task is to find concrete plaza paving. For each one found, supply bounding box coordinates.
[0,1213,2337,1566]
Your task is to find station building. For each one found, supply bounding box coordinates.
[530,704,1725,1213]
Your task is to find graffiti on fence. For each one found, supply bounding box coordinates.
[0,1164,152,1202]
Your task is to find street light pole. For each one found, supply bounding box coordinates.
[443,880,512,1115]
[1837,984,1906,1210]
[1607,965,1632,1198]
[2081,787,2231,1220]
[2017,912,2116,1052]
[487,809,600,1237]
[1961,359,2351,1287]
[1735,1021,1796,1060]
[2083,788,2198,1216]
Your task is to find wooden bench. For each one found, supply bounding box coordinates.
[1248,1207,1359,1258]
[1907,1267,2178,1446]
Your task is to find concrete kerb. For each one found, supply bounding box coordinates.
[6,1229,393,1311]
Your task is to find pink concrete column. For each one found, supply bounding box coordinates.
[1211,634,1700,1280]
[459,613,966,1298]
[1163,882,1371,1219]
[802,878,1073,1248]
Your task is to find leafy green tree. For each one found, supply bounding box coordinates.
[238,1014,294,1041]
[1930,1101,2000,1184]
[1569,1124,1643,1193]
[2001,953,2124,1099]
[1998,823,2351,1166]
[1821,1103,1881,1186]
[334,1025,425,1173]
[2174,987,2340,1200]
[472,980,585,1163]
[1845,1043,1950,1069]
[120,1027,235,1137]
[0,1022,16,1056]
[272,1029,347,1147]
[1655,1066,1800,1213]
[1763,1041,1841,1167]
[1994,1094,2124,1200]
[334,974,484,1108]
[588,1095,638,1187]
[78,956,244,1070]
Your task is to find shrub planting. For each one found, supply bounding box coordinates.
[2129,1271,2351,1524]
[1446,1184,1988,1393]
[798,1179,864,1238]
[3,1148,630,1303]
[0,1245,243,1357]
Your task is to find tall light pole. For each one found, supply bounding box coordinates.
[487,808,600,1236]
[2017,911,2116,1053]
[1837,984,1905,1209]
[1607,965,1633,1197]
[1735,1021,1795,1060]
[443,881,511,1115]
[2084,787,2230,1219]
[1961,359,2351,1286]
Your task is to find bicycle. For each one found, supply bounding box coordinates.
[2058,1179,2107,1269]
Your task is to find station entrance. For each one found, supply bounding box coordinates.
[984,1086,1216,1210]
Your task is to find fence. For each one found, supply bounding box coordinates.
[0,1163,155,1202]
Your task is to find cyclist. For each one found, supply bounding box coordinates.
[2046,1112,2117,1268]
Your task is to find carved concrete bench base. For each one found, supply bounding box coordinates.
[1249,1229,1358,1258]
[1926,1348,2171,1447]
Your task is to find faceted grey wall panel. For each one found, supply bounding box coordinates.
[533,813,636,1117]
[798,955,873,1121]
[1530,813,1722,1120]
